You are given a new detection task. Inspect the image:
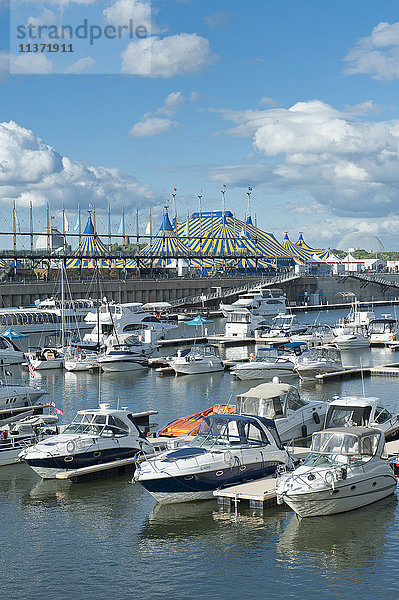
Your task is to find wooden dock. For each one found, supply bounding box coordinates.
[315,362,399,382]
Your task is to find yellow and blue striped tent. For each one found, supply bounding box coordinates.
[140,212,193,268]
[176,211,293,265]
[282,233,315,264]
[66,216,112,268]
[296,233,341,262]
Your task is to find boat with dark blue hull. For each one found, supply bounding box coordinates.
[19,403,157,479]
[134,413,294,504]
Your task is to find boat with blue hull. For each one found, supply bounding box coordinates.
[20,403,157,479]
[134,413,294,504]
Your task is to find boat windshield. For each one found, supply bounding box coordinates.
[190,415,270,449]
[304,431,380,466]
[63,413,130,437]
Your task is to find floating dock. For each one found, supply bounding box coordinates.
[315,362,399,382]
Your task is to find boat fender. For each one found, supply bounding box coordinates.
[224,450,233,466]
[66,440,76,455]
[301,424,307,438]
[0,430,8,440]
[248,354,254,362]
[324,470,335,490]
[312,412,320,425]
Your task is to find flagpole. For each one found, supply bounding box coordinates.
[149,208,152,245]
[172,188,177,231]
[78,204,81,246]
[108,205,111,250]
[93,205,96,233]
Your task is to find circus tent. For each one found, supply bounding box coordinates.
[282,233,317,264]
[296,233,341,262]
[66,215,112,268]
[139,212,193,268]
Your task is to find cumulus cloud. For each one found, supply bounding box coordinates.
[10,52,53,74]
[0,121,157,216]
[64,56,96,74]
[128,90,198,137]
[103,0,154,32]
[210,99,399,218]
[128,116,178,137]
[121,33,217,77]
[344,21,399,80]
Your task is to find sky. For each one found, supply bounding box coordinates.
[1,0,399,250]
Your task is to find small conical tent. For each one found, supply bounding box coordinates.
[66,215,111,268]
[282,233,316,264]
[140,212,193,267]
[295,233,337,262]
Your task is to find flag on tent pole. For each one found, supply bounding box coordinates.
[49,400,56,407]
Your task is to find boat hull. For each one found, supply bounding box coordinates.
[232,365,295,380]
[171,361,224,375]
[100,359,148,372]
[281,473,397,517]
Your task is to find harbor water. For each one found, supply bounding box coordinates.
[2,306,399,599]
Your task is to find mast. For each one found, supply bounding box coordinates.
[78,204,82,246]
[221,185,226,217]
[122,206,126,249]
[46,201,50,253]
[30,200,34,253]
[136,207,139,251]
[108,205,111,250]
[172,188,177,231]
[61,258,65,350]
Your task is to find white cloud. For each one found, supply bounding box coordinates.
[203,11,231,30]
[0,121,157,214]
[121,33,217,77]
[128,116,178,137]
[65,56,96,74]
[209,99,399,217]
[103,0,153,32]
[10,52,53,74]
[259,96,280,107]
[344,21,399,80]
[128,89,198,137]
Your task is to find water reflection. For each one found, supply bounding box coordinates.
[277,495,397,576]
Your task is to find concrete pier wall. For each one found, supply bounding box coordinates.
[1,273,399,308]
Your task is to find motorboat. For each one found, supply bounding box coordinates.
[98,346,149,372]
[257,313,308,338]
[333,331,370,350]
[290,324,335,346]
[0,414,58,466]
[105,330,159,357]
[28,347,64,370]
[134,412,294,504]
[20,404,157,479]
[83,302,178,346]
[0,298,98,335]
[151,405,235,437]
[224,307,269,339]
[236,380,328,443]
[231,343,305,380]
[0,378,45,411]
[295,346,344,379]
[64,348,99,371]
[276,427,397,517]
[220,288,286,318]
[0,335,25,365]
[368,316,399,344]
[324,395,399,441]
[167,344,224,375]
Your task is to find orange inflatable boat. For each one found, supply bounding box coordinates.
[154,404,236,437]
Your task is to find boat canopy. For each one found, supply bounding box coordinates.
[308,427,382,461]
[190,413,284,449]
[236,383,306,420]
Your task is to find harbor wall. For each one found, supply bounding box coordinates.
[1,273,399,308]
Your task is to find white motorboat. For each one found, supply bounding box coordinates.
[0,336,25,365]
[231,343,305,380]
[295,346,344,379]
[236,380,328,443]
[0,414,58,466]
[0,379,45,411]
[257,313,308,338]
[220,288,286,318]
[333,331,370,350]
[83,302,178,346]
[28,347,64,370]
[324,395,399,441]
[20,404,157,479]
[0,298,98,335]
[64,349,99,371]
[134,413,294,504]
[98,346,149,372]
[167,344,224,375]
[290,324,334,346]
[276,427,397,517]
[224,307,269,339]
[368,316,399,344]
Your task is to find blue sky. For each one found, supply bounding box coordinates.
[1,0,399,249]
